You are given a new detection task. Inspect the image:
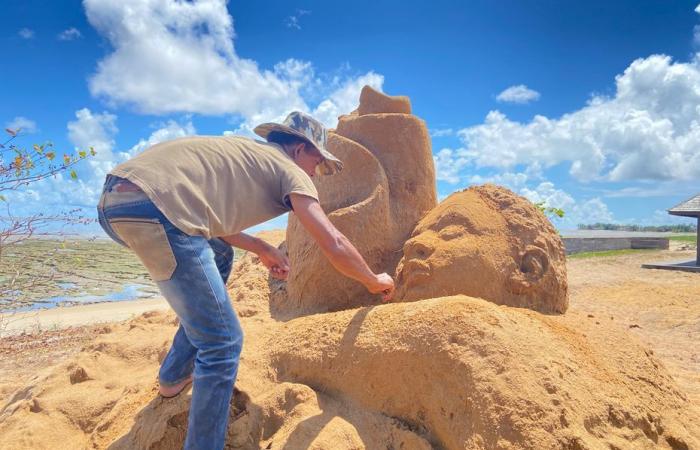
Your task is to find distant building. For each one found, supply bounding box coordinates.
[668,193,700,267]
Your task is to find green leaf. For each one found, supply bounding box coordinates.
[89,147,97,156]
[70,170,78,180]
[0,195,5,202]
[78,150,87,158]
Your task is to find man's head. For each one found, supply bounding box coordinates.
[267,131,324,177]
[394,184,568,314]
[254,111,343,176]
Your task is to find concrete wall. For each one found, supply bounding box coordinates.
[563,237,669,255]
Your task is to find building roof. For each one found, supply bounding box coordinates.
[669,193,700,218]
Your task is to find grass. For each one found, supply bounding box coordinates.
[568,248,657,259]
[669,234,697,243]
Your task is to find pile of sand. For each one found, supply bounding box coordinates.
[1,87,698,449]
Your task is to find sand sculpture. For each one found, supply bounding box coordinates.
[283,85,437,316]
[270,297,699,449]
[395,184,569,313]
[1,88,699,449]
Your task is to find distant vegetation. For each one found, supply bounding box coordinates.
[568,249,656,259]
[577,223,697,233]
[669,235,697,243]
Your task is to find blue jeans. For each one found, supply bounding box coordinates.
[97,175,243,450]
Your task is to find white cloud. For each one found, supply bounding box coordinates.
[84,0,307,116]
[430,128,454,137]
[433,147,474,184]
[311,71,384,127]
[65,111,196,208]
[67,108,119,182]
[83,0,381,132]
[460,55,700,183]
[286,9,311,30]
[519,181,614,227]
[5,116,38,134]
[18,28,34,39]
[58,27,82,41]
[119,120,196,160]
[496,84,540,104]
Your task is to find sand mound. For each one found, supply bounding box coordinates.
[0,311,178,450]
[270,296,699,449]
[395,184,568,313]
[286,88,437,316]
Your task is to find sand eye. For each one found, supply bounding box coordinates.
[438,225,464,240]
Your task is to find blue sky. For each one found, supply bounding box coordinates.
[3,0,699,234]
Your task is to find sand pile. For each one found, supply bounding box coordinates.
[285,86,437,316]
[270,297,697,449]
[395,185,568,313]
[1,87,698,449]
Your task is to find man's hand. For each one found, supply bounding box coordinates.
[221,232,290,280]
[289,193,395,301]
[258,246,290,280]
[366,273,395,302]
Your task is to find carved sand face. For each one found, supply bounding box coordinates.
[395,186,567,313]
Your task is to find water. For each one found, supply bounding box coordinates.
[10,283,157,312]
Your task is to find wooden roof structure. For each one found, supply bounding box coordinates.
[669,193,700,218]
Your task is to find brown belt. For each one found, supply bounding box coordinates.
[113,180,143,193]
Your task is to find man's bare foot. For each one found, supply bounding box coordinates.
[159,375,193,398]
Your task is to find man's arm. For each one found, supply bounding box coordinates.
[289,193,394,300]
[221,232,289,280]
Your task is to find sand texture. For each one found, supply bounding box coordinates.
[395,185,569,313]
[286,87,437,316]
[0,87,698,449]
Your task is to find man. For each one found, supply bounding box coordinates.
[96,111,394,450]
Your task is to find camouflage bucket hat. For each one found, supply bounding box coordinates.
[254,111,343,176]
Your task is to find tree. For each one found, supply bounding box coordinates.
[534,201,565,221]
[0,127,95,311]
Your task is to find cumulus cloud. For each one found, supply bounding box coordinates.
[519,181,615,227]
[459,55,700,183]
[58,27,82,41]
[496,84,540,104]
[64,110,196,207]
[67,108,119,182]
[84,0,380,130]
[84,0,307,116]
[5,116,38,134]
[119,120,196,160]
[434,147,474,184]
[311,72,384,127]
[18,28,34,39]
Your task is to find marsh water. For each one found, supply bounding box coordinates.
[0,238,159,312]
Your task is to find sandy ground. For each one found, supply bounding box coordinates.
[0,297,169,336]
[567,245,700,405]
[0,245,697,434]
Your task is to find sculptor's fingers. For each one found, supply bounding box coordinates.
[271,266,289,280]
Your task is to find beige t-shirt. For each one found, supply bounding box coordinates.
[110,135,318,239]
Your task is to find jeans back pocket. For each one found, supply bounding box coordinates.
[110,218,177,282]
